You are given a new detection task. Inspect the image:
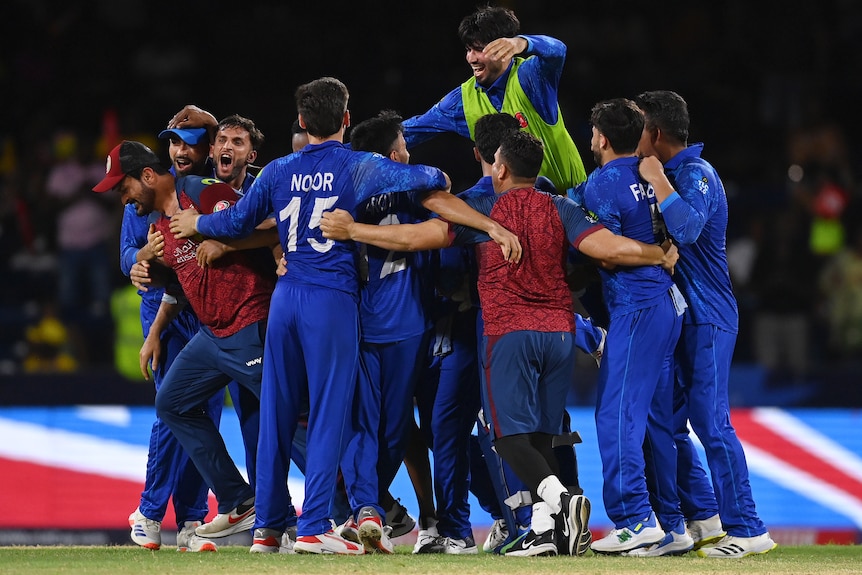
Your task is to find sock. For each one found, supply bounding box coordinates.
[537,475,567,515]
[531,502,555,533]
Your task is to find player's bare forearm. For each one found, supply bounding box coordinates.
[140,300,185,380]
[419,191,490,231]
[421,192,521,262]
[578,228,675,267]
[356,220,450,251]
[321,208,450,251]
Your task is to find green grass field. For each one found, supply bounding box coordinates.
[1,544,860,575]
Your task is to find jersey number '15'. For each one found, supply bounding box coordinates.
[279,196,339,253]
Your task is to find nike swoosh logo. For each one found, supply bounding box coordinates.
[227,508,254,524]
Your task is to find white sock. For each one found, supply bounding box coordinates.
[537,475,567,515]
[531,502,555,533]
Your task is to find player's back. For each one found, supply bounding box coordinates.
[583,157,672,315]
[357,190,433,343]
[476,187,573,336]
[259,142,361,295]
[258,141,448,298]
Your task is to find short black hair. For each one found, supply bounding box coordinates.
[474,112,521,165]
[634,90,690,144]
[349,110,403,156]
[295,77,349,138]
[458,5,520,50]
[217,114,265,150]
[498,130,543,179]
[590,98,644,154]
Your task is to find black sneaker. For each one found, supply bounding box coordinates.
[384,499,416,538]
[556,492,590,556]
[577,528,593,556]
[501,529,557,557]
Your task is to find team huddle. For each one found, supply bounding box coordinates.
[94,5,776,560]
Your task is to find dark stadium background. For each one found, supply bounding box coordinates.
[1,1,861,406]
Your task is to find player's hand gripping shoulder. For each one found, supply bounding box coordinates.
[638,155,675,202]
[661,240,678,275]
[486,221,522,264]
[319,208,355,241]
[170,208,201,239]
[483,37,529,63]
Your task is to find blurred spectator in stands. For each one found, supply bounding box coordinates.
[749,209,814,386]
[44,130,119,365]
[818,226,862,359]
[22,300,78,373]
[726,214,765,363]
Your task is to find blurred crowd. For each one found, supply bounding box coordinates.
[1,1,860,405]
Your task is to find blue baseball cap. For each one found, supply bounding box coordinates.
[157,127,209,145]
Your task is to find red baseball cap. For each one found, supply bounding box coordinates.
[92,140,161,193]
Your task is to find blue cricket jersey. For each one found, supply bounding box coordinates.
[659,144,738,333]
[582,156,673,317]
[196,141,448,297]
[119,203,173,308]
[356,190,434,343]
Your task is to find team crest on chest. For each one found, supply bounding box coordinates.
[212,200,231,212]
[514,112,528,128]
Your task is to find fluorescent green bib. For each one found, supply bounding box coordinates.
[461,58,586,191]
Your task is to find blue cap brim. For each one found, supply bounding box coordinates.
[158,127,208,145]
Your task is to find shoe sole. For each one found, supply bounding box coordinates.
[693,532,727,549]
[413,539,445,554]
[576,529,593,556]
[294,542,365,555]
[624,541,694,557]
[697,542,777,558]
[179,543,217,553]
[358,521,393,554]
[505,545,558,557]
[566,495,591,556]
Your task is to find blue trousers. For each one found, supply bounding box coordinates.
[138,300,219,526]
[673,324,766,537]
[416,307,481,540]
[342,330,431,519]
[595,292,683,529]
[255,281,358,537]
[154,320,263,514]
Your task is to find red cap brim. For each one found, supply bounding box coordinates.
[92,173,125,193]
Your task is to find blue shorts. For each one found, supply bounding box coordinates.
[481,330,576,439]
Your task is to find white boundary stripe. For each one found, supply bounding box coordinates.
[0,417,146,482]
[0,416,307,506]
[76,405,132,426]
[751,407,862,480]
[743,441,862,528]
